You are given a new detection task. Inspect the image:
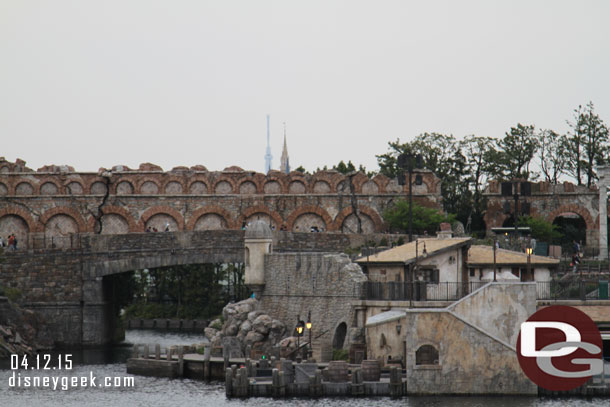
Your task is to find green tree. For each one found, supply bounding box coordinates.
[517,216,562,243]
[538,129,569,184]
[383,200,456,235]
[566,102,609,187]
[492,123,539,180]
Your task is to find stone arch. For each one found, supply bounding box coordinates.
[238,205,283,230]
[239,180,258,195]
[89,180,108,195]
[312,180,331,194]
[0,182,8,195]
[371,174,389,193]
[115,179,135,195]
[87,205,139,233]
[288,180,306,194]
[263,176,286,194]
[360,180,380,194]
[214,178,236,194]
[333,206,384,233]
[186,206,235,231]
[15,181,34,195]
[0,207,36,235]
[332,322,348,349]
[415,344,439,365]
[39,180,60,195]
[163,178,185,194]
[139,206,185,231]
[138,178,161,194]
[65,181,84,195]
[286,206,333,232]
[40,207,87,233]
[188,178,210,194]
[547,205,595,231]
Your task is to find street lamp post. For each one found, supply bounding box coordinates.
[306,311,312,360]
[295,317,305,362]
[493,236,497,282]
[526,246,533,281]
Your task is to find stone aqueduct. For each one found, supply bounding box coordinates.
[0,158,441,248]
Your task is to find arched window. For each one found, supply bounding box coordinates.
[415,345,439,365]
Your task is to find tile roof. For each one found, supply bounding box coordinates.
[356,237,472,264]
[468,245,559,266]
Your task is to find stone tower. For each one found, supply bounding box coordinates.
[280,123,290,174]
[244,220,273,298]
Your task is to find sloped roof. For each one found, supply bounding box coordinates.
[356,237,472,265]
[468,245,559,266]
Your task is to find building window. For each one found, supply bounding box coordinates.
[415,345,439,365]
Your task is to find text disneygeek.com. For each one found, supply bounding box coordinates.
[8,371,135,391]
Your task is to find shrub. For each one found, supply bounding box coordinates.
[332,348,349,361]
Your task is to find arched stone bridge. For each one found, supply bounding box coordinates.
[0,230,390,347]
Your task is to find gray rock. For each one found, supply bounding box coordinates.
[239,320,252,335]
[204,327,218,340]
[245,331,265,344]
[247,310,264,321]
[225,323,239,337]
[253,314,273,335]
[222,336,244,358]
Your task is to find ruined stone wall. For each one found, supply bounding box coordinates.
[259,252,367,357]
[0,158,442,248]
[484,180,600,247]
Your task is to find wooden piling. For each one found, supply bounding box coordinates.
[155,344,160,360]
[225,368,233,398]
[132,344,139,358]
[203,347,211,382]
[178,348,184,377]
[351,368,364,396]
[389,366,402,398]
[143,345,149,359]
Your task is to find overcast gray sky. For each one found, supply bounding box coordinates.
[1,1,609,174]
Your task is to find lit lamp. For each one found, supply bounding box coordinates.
[295,318,305,361]
[306,311,312,360]
[526,246,533,281]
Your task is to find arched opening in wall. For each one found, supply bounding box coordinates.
[0,182,8,195]
[552,213,587,250]
[194,213,228,231]
[145,214,178,232]
[332,322,347,350]
[44,214,78,249]
[293,213,326,232]
[415,345,439,365]
[0,214,29,249]
[245,213,277,230]
[341,213,375,234]
[100,214,130,234]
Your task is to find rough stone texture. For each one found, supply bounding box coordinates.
[404,283,537,395]
[206,298,286,357]
[260,252,367,360]
[0,297,53,357]
[0,157,441,240]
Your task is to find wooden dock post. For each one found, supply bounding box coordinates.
[223,350,230,370]
[272,368,279,398]
[389,366,402,398]
[278,371,286,397]
[225,368,233,398]
[143,345,149,359]
[166,347,172,361]
[155,344,160,360]
[203,346,211,382]
[351,368,363,396]
[178,348,184,377]
[132,344,139,358]
[309,369,322,397]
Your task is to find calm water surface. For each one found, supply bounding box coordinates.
[0,330,606,407]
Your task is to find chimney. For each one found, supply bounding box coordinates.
[437,222,453,239]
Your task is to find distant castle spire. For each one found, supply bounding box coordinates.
[264,115,272,173]
[280,122,290,174]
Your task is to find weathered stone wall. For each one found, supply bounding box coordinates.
[484,180,600,247]
[259,252,367,359]
[404,283,537,395]
[0,158,442,247]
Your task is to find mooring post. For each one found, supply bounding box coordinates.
[272,368,280,398]
[204,346,211,382]
[155,344,160,360]
[143,345,149,359]
[278,370,286,397]
[178,348,184,377]
[351,368,363,396]
[390,366,402,398]
[239,366,248,397]
[223,349,230,370]
[132,344,139,358]
[225,368,233,398]
[166,347,172,361]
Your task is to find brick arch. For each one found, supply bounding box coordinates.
[64,180,85,195]
[285,206,334,231]
[371,174,389,193]
[346,173,368,193]
[236,176,262,194]
[37,179,61,195]
[237,205,283,228]
[332,206,385,232]
[310,172,337,193]
[0,206,37,233]
[13,180,35,195]
[136,177,161,194]
[187,177,211,194]
[113,177,136,195]
[213,177,236,194]
[262,175,287,194]
[185,206,235,230]
[161,177,186,194]
[39,207,87,233]
[548,205,595,231]
[87,205,139,233]
[139,206,185,231]
[87,178,109,195]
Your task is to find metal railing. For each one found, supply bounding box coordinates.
[536,280,609,301]
[360,281,487,301]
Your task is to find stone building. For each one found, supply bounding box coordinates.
[0,157,442,248]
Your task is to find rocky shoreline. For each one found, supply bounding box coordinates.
[0,296,53,358]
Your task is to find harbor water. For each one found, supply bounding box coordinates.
[0,330,607,406]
